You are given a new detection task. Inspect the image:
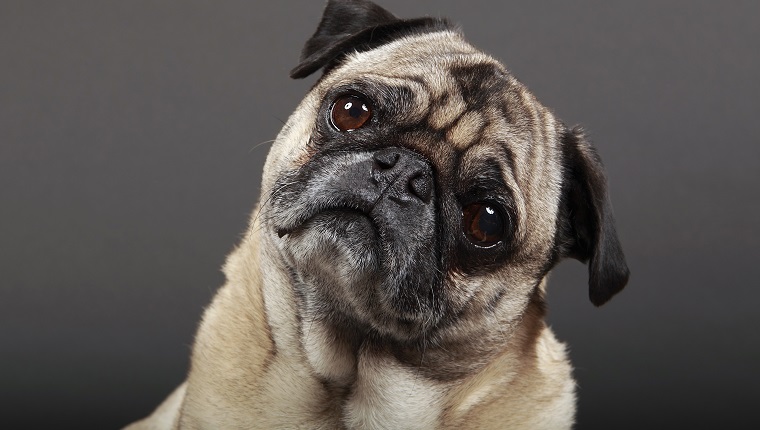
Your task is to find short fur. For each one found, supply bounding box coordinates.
[126,1,628,429]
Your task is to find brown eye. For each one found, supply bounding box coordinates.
[330,95,372,131]
[462,202,506,247]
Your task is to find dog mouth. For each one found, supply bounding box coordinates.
[279,207,380,256]
[275,203,378,239]
[277,206,440,338]
[267,148,444,339]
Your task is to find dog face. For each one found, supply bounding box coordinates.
[264,0,628,343]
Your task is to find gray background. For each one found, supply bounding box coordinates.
[2,1,758,428]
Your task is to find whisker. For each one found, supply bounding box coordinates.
[246,180,301,240]
[248,139,276,154]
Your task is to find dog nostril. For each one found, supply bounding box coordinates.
[409,173,433,203]
[373,151,400,169]
[371,147,435,203]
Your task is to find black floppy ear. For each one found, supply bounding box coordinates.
[558,127,630,306]
[290,0,451,79]
[291,0,398,79]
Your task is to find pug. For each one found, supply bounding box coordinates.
[126,0,629,429]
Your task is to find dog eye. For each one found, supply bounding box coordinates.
[330,95,372,131]
[462,202,506,247]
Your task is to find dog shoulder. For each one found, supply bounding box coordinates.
[123,383,186,430]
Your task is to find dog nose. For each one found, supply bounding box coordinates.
[372,147,434,203]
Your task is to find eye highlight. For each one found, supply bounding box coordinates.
[462,202,506,247]
[330,94,372,131]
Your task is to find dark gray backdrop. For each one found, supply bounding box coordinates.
[2,1,758,429]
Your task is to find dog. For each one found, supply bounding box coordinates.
[126,1,629,428]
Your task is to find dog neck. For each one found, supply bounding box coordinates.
[181,228,565,429]
[293,281,549,428]
[298,287,547,383]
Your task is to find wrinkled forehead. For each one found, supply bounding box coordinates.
[322,31,504,112]
[318,30,553,150]
[317,30,559,182]
[336,31,487,77]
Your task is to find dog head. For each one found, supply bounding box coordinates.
[263,0,629,343]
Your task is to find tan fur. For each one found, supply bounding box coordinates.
[447,110,485,149]
[127,30,580,429]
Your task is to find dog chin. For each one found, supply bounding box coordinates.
[279,211,441,341]
[281,210,380,284]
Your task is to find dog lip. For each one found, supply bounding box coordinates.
[275,203,377,238]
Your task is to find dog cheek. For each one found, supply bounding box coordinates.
[260,95,322,193]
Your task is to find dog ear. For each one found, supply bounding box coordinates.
[290,0,451,79]
[557,127,630,306]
